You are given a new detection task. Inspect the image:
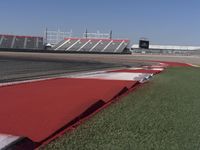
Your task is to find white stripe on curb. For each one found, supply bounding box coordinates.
[73,72,153,83]
[0,134,20,150]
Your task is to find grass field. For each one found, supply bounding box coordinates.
[43,67,200,150]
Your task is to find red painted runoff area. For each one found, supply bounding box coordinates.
[0,78,138,142]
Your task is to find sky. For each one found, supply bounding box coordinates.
[0,0,200,45]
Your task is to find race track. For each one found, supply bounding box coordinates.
[0,51,199,83]
[0,51,199,65]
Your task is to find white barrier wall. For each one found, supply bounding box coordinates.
[132,44,200,51]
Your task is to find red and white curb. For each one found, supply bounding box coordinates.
[0,66,164,149]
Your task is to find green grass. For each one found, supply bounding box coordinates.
[43,67,200,150]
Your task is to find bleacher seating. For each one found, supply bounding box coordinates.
[0,34,43,50]
[53,38,130,53]
[13,36,25,49]
[104,40,121,53]
[67,39,84,51]
[81,40,99,52]
[26,37,36,49]
[0,35,13,48]
[37,37,44,49]
[53,40,68,50]
[93,40,110,52]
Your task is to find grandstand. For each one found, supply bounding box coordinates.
[53,38,130,53]
[0,30,130,54]
[0,34,43,50]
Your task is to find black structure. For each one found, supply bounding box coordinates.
[139,39,149,49]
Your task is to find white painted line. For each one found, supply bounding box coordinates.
[66,40,80,51]
[159,63,169,67]
[128,67,144,70]
[11,36,16,48]
[124,67,164,71]
[89,40,102,52]
[55,39,70,50]
[187,63,200,67]
[77,40,91,51]
[101,40,113,52]
[114,40,125,52]
[0,134,20,150]
[0,36,4,45]
[67,70,107,78]
[150,68,164,71]
[73,72,153,83]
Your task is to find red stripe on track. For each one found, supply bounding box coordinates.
[0,78,137,142]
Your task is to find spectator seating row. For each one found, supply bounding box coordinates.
[53,38,130,53]
[0,34,43,49]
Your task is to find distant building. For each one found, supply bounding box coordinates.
[131,39,200,55]
[132,44,200,51]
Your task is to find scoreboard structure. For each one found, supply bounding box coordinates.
[139,38,149,49]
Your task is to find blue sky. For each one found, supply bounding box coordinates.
[0,0,200,45]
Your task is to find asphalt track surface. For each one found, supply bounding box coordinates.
[0,53,147,83]
[0,51,199,83]
[0,57,122,83]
